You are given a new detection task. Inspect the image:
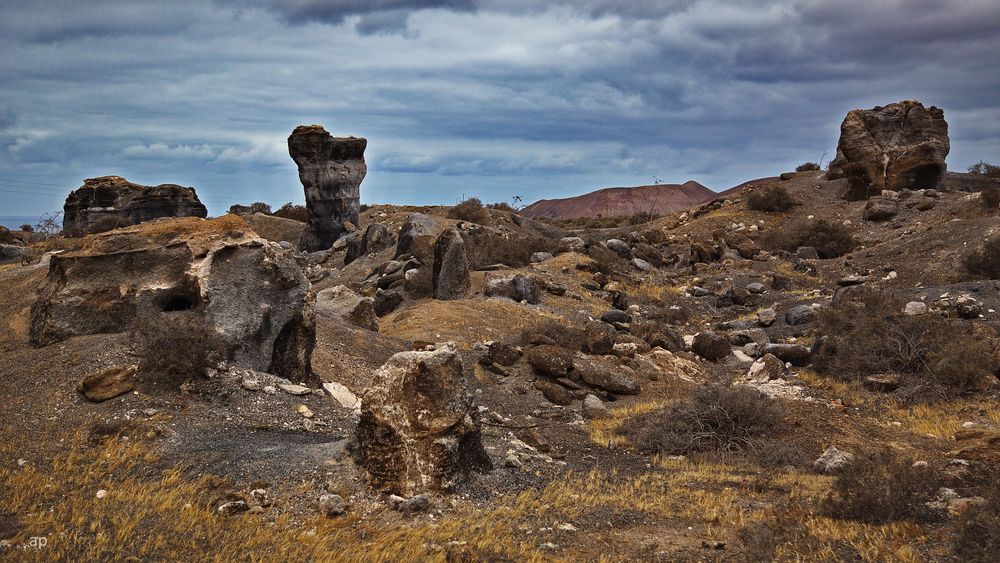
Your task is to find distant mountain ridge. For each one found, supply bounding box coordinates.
[520,180,715,220]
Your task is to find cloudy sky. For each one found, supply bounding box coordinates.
[1,0,999,217]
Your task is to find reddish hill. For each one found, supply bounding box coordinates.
[521,181,714,220]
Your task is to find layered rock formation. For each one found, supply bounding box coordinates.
[287,125,367,251]
[357,344,490,494]
[63,176,207,233]
[828,100,950,194]
[29,216,315,382]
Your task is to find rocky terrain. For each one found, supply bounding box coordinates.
[2,103,1000,561]
[521,180,714,220]
[62,176,208,234]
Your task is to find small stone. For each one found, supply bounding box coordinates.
[398,494,432,514]
[323,382,360,410]
[249,488,271,507]
[296,404,315,418]
[263,385,277,395]
[218,500,250,516]
[530,252,554,263]
[279,384,312,395]
[757,308,777,327]
[814,446,854,474]
[241,378,263,391]
[318,493,347,517]
[96,489,108,499]
[745,282,766,294]
[691,332,731,361]
[904,301,928,315]
[581,394,608,420]
[785,304,817,326]
[795,246,819,260]
[600,309,631,324]
[631,257,652,271]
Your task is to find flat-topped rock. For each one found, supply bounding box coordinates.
[62,175,207,233]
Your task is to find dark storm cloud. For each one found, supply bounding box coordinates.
[0,0,998,216]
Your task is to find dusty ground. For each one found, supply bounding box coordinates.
[2,173,1000,561]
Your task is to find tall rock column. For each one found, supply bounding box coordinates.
[287,125,367,251]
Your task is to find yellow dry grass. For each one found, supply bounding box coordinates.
[378,297,564,345]
[588,400,666,448]
[885,398,1000,438]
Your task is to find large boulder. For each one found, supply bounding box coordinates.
[315,285,378,331]
[828,100,950,192]
[345,222,394,265]
[29,216,315,382]
[484,274,539,304]
[357,344,490,495]
[432,228,470,300]
[62,176,207,233]
[394,212,439,260]
[287,125,367,251]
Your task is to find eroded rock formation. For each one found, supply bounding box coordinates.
[357,344,490,494]
[63,176,207,233]
[29,216,315,382]
[828,100,950,194]
[287,125,367,251]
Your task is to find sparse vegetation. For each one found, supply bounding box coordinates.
[485,201,519,214]
[447,197,491,225]
[823,449,942,524]
[814,288,996,394]
[747,185,796,212]
[272,202,309,222]
[19,223,33,232]
[132,314,227,386]
[967,161,1000,178]
[519,318,585,351]
[952,471,1000,561]
[249,201,272,215]
[963,235,1000,279]
[843,162,872,200]
[618,385,782,455]
[981,187,1000,208]
[796,162,821,172]
[758,218,856,258]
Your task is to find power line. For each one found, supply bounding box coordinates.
[0,177,65,187]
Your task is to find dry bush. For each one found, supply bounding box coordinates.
[447,197,491,225]
[758,218,856,258]
[19,223,33,232]
[518,319,585,351]
[981,187,1000,209]
[249,202,272,214]
[843,162,872,200]
[272,202,309,222]
[618,385,782,455]
[953,472,1000,561]
[796,162,821,172]
[814,288,995,394]
[132,314,227,386]
[964,235,1000,279]
[462,229,558,269]
[88,215,134,234]
[626,211,659,225]
[747,185,795,212]
[486,201,519,214]
[586,243,627,274]
[968,161,1000,178]
[823,449,942,524]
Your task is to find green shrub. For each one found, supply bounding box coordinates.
[795,162,821,172]
[618,385,782,455]
[747,185,795,212]
[823,449,942,524]
[19,223,33,232]
[447,197,491,225]
[963,235,1000,279]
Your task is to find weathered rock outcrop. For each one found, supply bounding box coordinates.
[432,228,470,300]
[357,344,490,494]
[29,216,315,382]
[62,176,207,233]
[828,100,950,194]
[287,125,367,251]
